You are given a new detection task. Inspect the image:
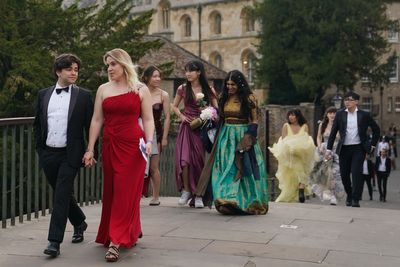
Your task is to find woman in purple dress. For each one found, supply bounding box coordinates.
[172,60,217,208]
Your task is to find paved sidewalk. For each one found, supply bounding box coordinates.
[1,196,400,267]
[308,157,400,210]
[1,158,399,267]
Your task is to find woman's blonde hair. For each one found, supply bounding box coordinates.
[103,48,139,91]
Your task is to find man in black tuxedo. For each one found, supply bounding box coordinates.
[34,54,94,257]
[325,91,380,207]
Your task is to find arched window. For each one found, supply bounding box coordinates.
[159,0,171,30]
[241,9,255,33]
[209,52,223,69]
[241,50,256,84]
[180,15,192,37]
[210,11,222,35]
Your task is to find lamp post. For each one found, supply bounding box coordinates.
[332,93,343,109]
[197,4,202,58]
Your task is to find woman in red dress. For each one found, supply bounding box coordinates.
[83,48,154,262]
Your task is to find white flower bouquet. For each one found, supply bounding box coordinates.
[190,106,218,130]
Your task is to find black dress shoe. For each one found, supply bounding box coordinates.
[298,189,305,203]
[352,200,360,207]
[72,221,88,243]
[346,196,352,207]
[43,241,60,257]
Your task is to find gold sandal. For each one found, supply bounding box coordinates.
[105,245,119,262]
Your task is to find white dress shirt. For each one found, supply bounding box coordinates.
[376,141,390,157]
[344,107,361,145]
[362,160,369,175]
[46,83,71,148]
[378,157,387,172]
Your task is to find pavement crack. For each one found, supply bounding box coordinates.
[198,239,214,252]
[160,226,180,237]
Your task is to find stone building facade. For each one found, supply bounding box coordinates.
[351,3,400,132]
[131,0,260,88]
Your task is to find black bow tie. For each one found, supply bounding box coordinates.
[56,87,69,94]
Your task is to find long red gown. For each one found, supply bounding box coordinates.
[95,92,146,248]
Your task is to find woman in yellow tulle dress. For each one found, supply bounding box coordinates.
[269,109,316,203]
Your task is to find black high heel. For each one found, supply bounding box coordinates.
[299,188,305,203]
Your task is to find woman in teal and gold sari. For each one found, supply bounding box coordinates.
[196,70,269,215]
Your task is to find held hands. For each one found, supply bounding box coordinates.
[82,151,97,168]
[324,150,332,161]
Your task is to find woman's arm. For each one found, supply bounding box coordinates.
[140,85,155,155]
[172,85,190,123]
[249,95,258,124]
[303,124,310,134]
[83,85,105,166]
[316,123,323,147]
[161,90,170,148]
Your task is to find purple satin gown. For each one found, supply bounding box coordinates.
[175,86,205,195]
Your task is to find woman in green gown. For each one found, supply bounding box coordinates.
[198,70,269,215]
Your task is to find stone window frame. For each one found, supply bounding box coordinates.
[240,8,255,33]
[389,56,399,83]
[209,11,222,35]
[209,51,223,69]
[395,96,400,112]
[361,97,372,112]
[387,96,393,112]
[159,0,171,30]
[241,49,256,85]
[180,15,192,37]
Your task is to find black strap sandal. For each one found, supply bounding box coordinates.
[105,245,120,262]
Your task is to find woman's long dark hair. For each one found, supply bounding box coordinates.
[219,70,253,120]
[141,65,161,85]
[286,109,307,126]
[183,60,215,104]
[320,106,337,136]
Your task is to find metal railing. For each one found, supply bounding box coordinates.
[0,112,276,229]
[0,117,179,228]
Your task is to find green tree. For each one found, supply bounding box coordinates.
[255,0,395,105]
[0,0,162,117]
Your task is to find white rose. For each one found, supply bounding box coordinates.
[195,92,204,101]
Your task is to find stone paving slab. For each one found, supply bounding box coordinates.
[2,195,400,266]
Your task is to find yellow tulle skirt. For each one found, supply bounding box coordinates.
[269,133,317,202]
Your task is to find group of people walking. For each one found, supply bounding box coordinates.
[269,91,396,209]
[34,50,269,262]
[33,49,396,263]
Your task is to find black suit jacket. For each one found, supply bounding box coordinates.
[375,156,391,174]
[327,108,380,155]
[33,85,94,168]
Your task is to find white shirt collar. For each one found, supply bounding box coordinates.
[345,107,358,113]
[55,83,73,90]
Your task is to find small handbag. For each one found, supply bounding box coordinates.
[190,117,204,130]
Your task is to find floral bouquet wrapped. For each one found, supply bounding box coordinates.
[190,106,218,130]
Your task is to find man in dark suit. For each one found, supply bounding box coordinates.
[362,154,374,200]
[375,148,391,202]
[325,91,380,207]
[34,54,94,257]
